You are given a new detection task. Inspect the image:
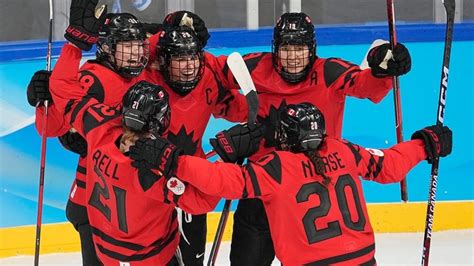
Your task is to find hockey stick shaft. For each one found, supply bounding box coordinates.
[421,1,455,265]
[34,1,53,265]
[208,52,259,265]
[207,200,232,266]
[205,150,216,159]
[386,0,408,202]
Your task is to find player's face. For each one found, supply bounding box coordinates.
[169,54,201,82]
[115,40,148,68]
[278,44,310,74]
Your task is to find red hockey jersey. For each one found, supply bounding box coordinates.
[142,52,248,158]
[50,75,219,265]
[212,52,393,160]
[175,137,427,265]
[46,43,144,206]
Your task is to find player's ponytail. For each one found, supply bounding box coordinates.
[305,150,331,186]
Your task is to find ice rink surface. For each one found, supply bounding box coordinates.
[1,230,472,265]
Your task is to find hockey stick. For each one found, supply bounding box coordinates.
[386,0,408,202]
[360,39,388,70]
[421,0,455,265]
[207,52,259,266]
[205,149,216,159]
[34,1,53,265]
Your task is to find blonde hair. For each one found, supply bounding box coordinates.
[119,127,148,153]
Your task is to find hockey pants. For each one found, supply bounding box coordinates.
[230,198,275,266]
[66,200,102,266]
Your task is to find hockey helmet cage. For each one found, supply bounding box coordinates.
[272,12,316,83]
[157,25,204,96]
[97,13,149,78]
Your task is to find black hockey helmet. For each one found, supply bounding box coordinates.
[97,13,149,78]
[122,81,170,136]
[276,102,325,152]
[157,25,204,96]
[272,12,316,83]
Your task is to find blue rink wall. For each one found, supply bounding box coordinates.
[0,23,473,228]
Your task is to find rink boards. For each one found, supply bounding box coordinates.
[0,23,473,257]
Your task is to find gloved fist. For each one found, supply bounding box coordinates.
[210,123,265,163]
[65,0,107,51]
[129,137,182,178]
[411,125,452,164]
[163,11,210,47]
[58,130,88,157]
[27,70,53,107]
[368,43,411,78]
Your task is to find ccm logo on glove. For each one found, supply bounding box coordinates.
[424,129,440,154]
[159,145,176,172]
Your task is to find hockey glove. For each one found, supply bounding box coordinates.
[411,125,452,164]
[368,43,411,78]
[129,137,182,178]
[65,0,107,51]
[27,70,53,107]
[58,130,88,158]
[210,123,265,163]
[163,11,210,47]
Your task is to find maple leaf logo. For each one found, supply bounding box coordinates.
[167,126,199,155]
[169,179,178,188]
[258,100,287,147]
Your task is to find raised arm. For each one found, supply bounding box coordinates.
[342,125,452,183]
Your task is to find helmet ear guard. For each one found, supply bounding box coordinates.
[122,108,148,132]
[276,102,325,152]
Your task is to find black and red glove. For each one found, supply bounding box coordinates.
[163,11,210,47]
[58,130,88,158]
[27,70,53,107]
[368,43,411,78]
[210,123,265,163]
[64,0,107,51]
[411,125,452,164]
[129,137,182,178]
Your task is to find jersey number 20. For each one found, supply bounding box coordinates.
[296,174,366,244]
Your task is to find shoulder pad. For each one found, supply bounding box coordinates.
[340,139,363,166]
[254,151,282,184]
[79,70,105,102]
[323,58,357,88]
[242,52,267,74]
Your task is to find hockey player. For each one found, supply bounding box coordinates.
[131,102,452,265]
[26,1,217,264]
[142,24,248,265]
[210,12,413,265]
[50,75,220,264]
[27,3,148,264]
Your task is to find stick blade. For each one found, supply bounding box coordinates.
[226,52,259,124]
[360,39,388,69]
[226,52,257,96]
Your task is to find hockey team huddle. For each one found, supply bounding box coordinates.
[26,0,453,265]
